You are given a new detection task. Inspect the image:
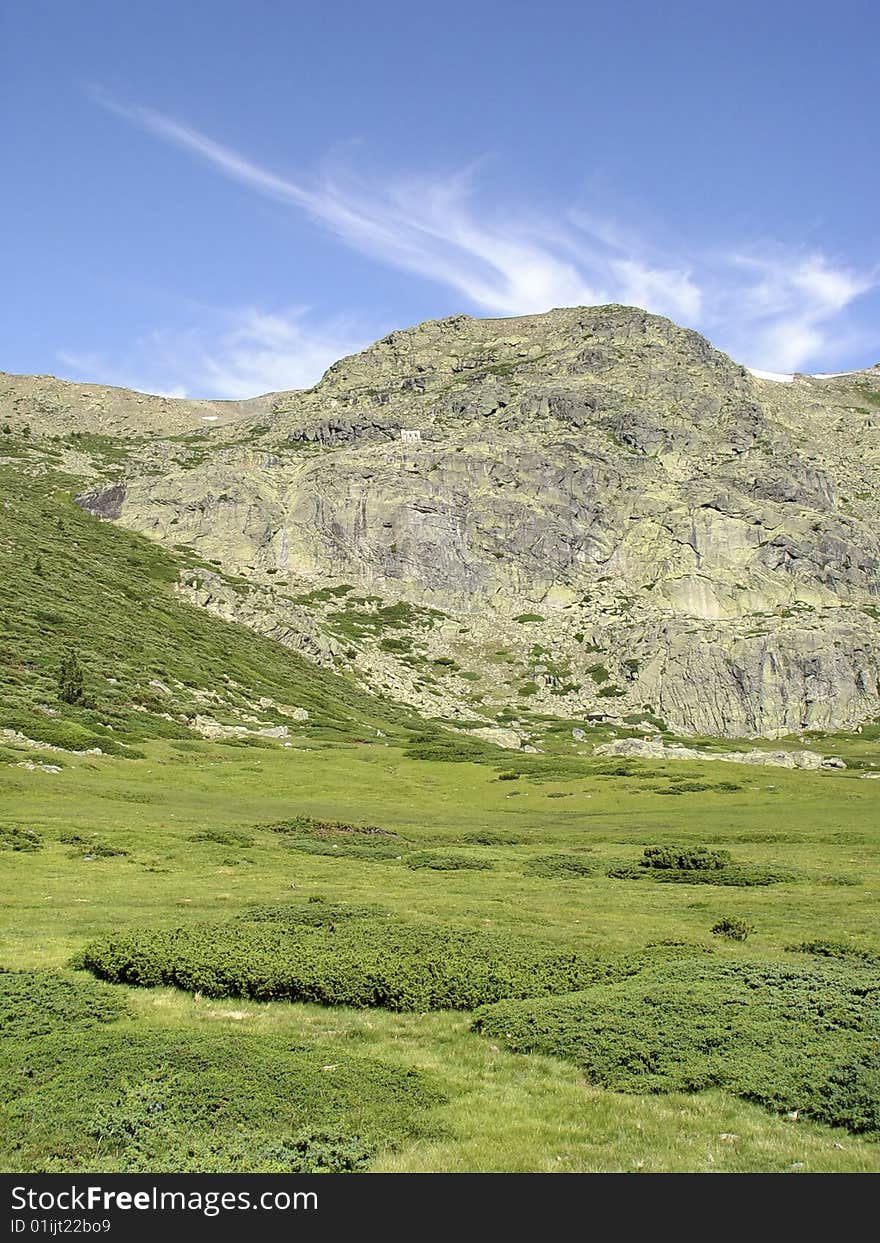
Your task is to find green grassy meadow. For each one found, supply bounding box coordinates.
[2,730,879,1173]
[1,445,879,1173]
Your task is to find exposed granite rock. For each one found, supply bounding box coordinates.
[594,737,845,769]
[469,726,527,750]
[41,304,880,739]
[76,483,127,520]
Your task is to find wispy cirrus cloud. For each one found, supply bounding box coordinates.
[59,307,366,400]
[713,250,876,372]
[81,91,878,394]
[93,90,602,317]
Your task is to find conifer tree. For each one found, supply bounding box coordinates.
[58,649,85,705]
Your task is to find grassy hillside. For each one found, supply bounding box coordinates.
[0,457,429,753]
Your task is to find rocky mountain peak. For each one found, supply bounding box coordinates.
[5,306,878,740]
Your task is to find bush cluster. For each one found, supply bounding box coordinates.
[0,969,129,1039]
[216,736,280,750]
[68,841,129,859]
[786,939,880,966]
[405,852,493,872]
[711,917,753,941]
[402,732,495,763]
[652,865,796,887]
[2,1018,441,1172]
[285,838,404,862]
[606,845,795,887]
[266,814,397,839]
[236,900,384,927]
[641,845,731,870]
[75,918,637,1012]
[0,712,140,756]
[189,830,255,848]
[523,854,597,880]
[460,830,526,845]
[654,779,742,795]
[0,826,42,852]
[473,956,880,1136]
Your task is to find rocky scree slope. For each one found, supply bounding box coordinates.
[6,305,880,739]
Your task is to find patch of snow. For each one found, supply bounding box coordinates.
[749,365,869,382]
[747,368,794,383]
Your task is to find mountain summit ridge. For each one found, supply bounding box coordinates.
[4,304,879,739]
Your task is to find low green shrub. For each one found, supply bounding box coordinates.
[490,756,591,783]
[0,969,129,1039]
[284,838,405,862]
[216,736,279,749]
[405,852,493,872]
[605,845,794,887]
[67,842,128,859]
[786,939,880,966]
[805,1053,880,1136]
[605,862,643,880]
[0,715,99,752]
[75,919,639,1011]
[1,1024,442,1172]
[473,957,880,1135]
[655,782,714,794]
[236,901,384,927]
[275,1127,376,1172]
[523,854,597,880]
[641,845,731,871]
[654,865,796,887]
[460,830,526,845]
[0,826,41,852]
[266,814,396,839]
[606,862,794,886]
[403,739,494,763]
[711,917,753,941]
[87,1075,382,1173]
[379,636,412,653]
[189,830,255,847]
[590,761,636,777]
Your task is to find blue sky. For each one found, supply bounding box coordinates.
[3,0,878,397]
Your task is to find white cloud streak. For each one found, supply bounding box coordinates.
[59,308,366,400]
[84,92,878,392]
[715,251,876,372]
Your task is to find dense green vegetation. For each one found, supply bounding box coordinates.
[1,444,879,1173]
[0,971,441,1172]
[75,912,628,1010]
[2,723,879,1172]
[474,957,880,1136]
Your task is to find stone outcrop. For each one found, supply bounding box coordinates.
[593,736,846,769]
[16,303,877,740]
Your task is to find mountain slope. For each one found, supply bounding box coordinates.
[0,459,432,758]
[5,305,880,739]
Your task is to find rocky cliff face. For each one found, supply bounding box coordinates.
[11,305,879,739]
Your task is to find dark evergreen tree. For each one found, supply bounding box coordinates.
[58,649,85,705]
